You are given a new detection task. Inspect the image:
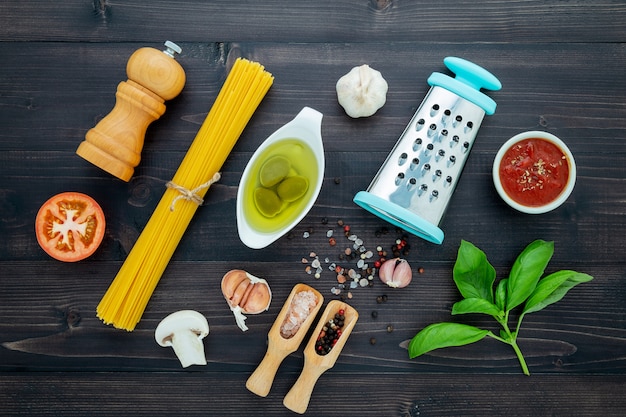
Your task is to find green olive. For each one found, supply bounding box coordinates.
[277,175,309,202]
[259,155,291,187]
[253,187,283,218]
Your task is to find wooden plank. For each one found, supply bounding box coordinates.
[0,0,625,43]
[1,42,625,263]
[1,373,625,416]
[0,260,623,374]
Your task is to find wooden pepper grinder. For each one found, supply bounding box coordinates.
[76,41,186,182]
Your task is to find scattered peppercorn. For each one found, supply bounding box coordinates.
[371,311,378,319]
[370,337,377,345]
[334,177,341,184]
[418,267,425,274]
[315,309,345,355]
[387,324,394,333]
[300,219,416,299]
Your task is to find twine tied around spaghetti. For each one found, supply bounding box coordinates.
[166,172,221,211]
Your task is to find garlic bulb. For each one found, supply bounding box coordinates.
[221,269,272,331]
[336,64,388,118]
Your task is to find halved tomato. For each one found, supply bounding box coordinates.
[35,192,106,262]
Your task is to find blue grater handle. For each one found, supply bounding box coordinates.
[428,57,502,115]
[353,191,445,244]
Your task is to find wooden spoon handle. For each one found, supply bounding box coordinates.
[282,361,326,414]
[246,345,289,397]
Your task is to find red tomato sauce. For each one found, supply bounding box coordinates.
[499,138,570,207]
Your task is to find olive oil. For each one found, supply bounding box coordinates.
[243,138,318,233]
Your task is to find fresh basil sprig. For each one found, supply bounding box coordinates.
[408,239,593,375]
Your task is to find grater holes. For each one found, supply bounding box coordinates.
[418,183,428,196]
[427,123,437,138]
[465,121,474,133]
[453,115,463,127]
[395,172,405,186]
[398,152,408,166]
[407,177,418,192]
[445,175,453,186]
[438,129,448,142]
[425,143,434,157]
[436,149,445,161]
[410,157,420,170]
[442,109,451,124]
[450,135,460,148]
[430,104,440,117]
[433,169,442,182]
[430,189,439,202]
[415,118,425,131]
[413,138,422,151]
[463,141,470,153]
[447,155,456,167]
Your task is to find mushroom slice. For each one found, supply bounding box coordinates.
[155,310,209,368]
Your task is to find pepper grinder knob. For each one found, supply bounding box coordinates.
[76,41,186,182]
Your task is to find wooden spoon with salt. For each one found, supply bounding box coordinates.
[246,283,323,397]
[283,300,359,414]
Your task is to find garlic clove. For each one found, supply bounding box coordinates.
[336,64,388,118]
[379,258,413,288]
[241,283,273,314]
[221,269,272,331]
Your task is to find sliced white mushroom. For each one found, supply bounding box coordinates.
[155,310,209,368]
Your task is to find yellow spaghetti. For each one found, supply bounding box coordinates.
[97,58,274,330]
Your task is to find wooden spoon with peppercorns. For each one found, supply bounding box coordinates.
[246,283,323,397]
[283,300,359,414]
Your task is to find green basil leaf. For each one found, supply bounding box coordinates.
[506,240,554,310]
[523,270,594,315]
[452,298,502,318]
[453,240,496,303]
[495,279,508,311]
[408,322,489,358]
[499,329,510,341]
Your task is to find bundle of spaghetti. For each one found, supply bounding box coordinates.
[97,58,274,331]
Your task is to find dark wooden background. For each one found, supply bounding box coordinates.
[1,1,625,416]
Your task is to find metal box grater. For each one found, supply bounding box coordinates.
[354,57,501,244]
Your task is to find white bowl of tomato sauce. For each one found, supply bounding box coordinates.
[493,131,576,214]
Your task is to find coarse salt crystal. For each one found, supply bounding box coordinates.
[280,290,319,339]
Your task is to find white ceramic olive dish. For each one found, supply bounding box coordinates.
[237,107,325,249]
[492,130,576,214]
